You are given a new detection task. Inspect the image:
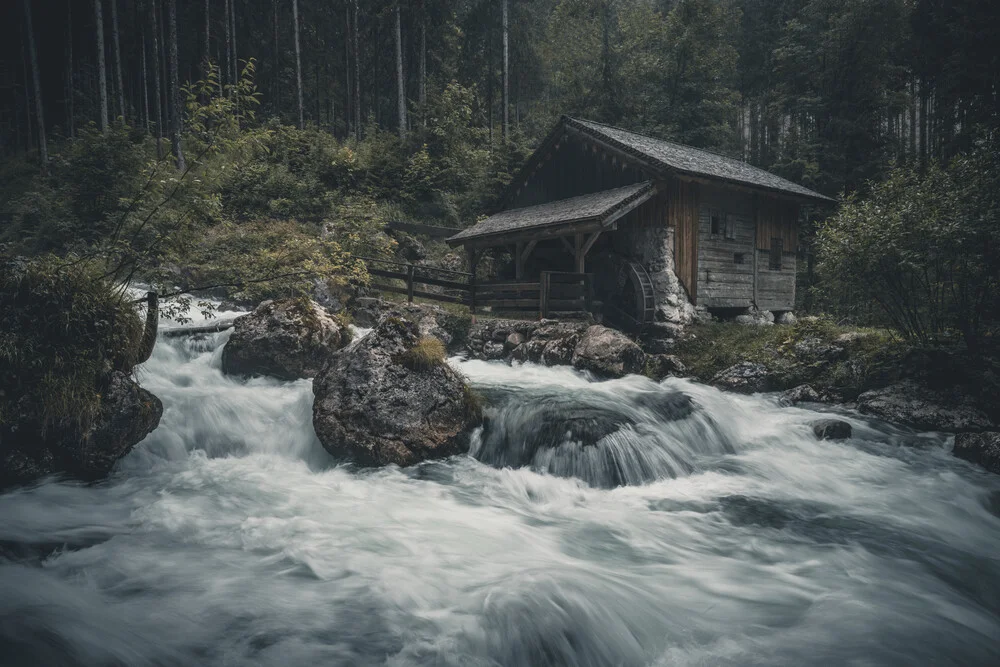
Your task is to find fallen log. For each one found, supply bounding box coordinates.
[160,319,236,338]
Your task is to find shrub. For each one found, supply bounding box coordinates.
[399,336,446,371]
[816,138,1000,351]
[0,255,143,433]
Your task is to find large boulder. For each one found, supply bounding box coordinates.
[711,362,775,394]
[953,432,1000,474]
[1,371,162,488]
[312,315,481,466]
[811,418,853,441]
[644,354,687,381]
[856,381,994,432]
[571,325,645,378]
[221,298,348,381]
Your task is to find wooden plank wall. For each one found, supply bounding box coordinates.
[669,178,700,303]
[696,192,756,308]
[509,136,648,209]
[756,197,799,251]
[755,253,797,311]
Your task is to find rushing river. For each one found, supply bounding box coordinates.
[2,311,1000,666]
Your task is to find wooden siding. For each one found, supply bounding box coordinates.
[695,185,756,308]
[669,178,699,303]
[756,250,797,311]
[756,197,800,251]
[509,135,647,209]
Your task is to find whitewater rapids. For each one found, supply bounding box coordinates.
[2,311,999,666]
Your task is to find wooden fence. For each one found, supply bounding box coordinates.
[360,257,593,318]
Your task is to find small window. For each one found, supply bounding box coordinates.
[710,209,723,236]
[769,238,783,271]
[733,252,745,265]
[724,213,736,240]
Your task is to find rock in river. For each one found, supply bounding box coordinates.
[811,418,853,441]
[312,315,481,466]
[1,371,162,488]
[222,298,348,381]
[952,432,1000,474]
[856,381,993,432]
[711,362,775,394]
[571,325,645,378]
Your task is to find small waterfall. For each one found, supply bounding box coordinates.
[1,317,999,667]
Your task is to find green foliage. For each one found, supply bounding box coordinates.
[399,336,447,371]
[0,255,143,432]
[673,318,907,398]
[816,138,1000,349]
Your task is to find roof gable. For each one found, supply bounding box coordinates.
[500,116,833,206]
[449,181,654,245]
[565,117,833,202]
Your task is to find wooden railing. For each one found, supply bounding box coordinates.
[540,272,593,318]
[359,257,593,319]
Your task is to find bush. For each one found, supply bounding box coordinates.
[0,255,143,432]
[816,138,1000,350]
[399,336,447,370]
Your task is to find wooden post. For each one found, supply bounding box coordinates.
[540,271,550,319]
[515,241,524,280]
[406,264,415,303]
[584,274,594,314]
[574,234,584,273]
[466,247,479,318]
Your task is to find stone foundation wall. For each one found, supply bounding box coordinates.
[610,198,697,326]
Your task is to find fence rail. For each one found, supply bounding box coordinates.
[358,256,593,319]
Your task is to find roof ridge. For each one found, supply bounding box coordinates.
[566,116,746,164]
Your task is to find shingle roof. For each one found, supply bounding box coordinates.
[448,181,654,244]
[565,117,833,202]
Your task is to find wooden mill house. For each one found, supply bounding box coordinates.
[445,116,833,329]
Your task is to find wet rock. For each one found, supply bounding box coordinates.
[644,354,687,381]
[571,326,646,378]
[1,371,162,488]
[504,332,526,350]
[952,432,1000,474]
[735,307,775,327]
[541,336,580,367]
[711,362,775,394]
[812,419,852,441]
[312,315,480,466]
[482,341,506,360]
[348,297,389,328]
[222,298,348,380]
[793,337,845,362]
[779,384,824,406]
[857,381,993,432]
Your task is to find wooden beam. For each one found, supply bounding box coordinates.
[581,231,602,257]
[574,233,584,273]
[559,236,574,254]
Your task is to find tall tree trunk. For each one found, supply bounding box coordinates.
[22,40,33,151]
[142,31,149,132]
[166,0,184,170]
[395,4,406,139]
[23,0,47,169]
[345,3,351,138]
[66,0,75,138]
[230,0,238,84]
[419,0,426,125]
[224,0,231,86]
[292,0,304,129]
[150,0,163,157]
[95,0,109,132]
[502,0,509,140]
[352,0,361,139]
[272,0,279,104]
[204,0,211,73]
[110,0,125,122]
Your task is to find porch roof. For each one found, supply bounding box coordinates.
[447,181,655,248]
